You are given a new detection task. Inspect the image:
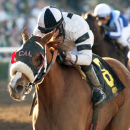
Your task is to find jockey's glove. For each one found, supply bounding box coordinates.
[58,50,67,59]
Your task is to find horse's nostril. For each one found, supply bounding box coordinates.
[16,85,23,92]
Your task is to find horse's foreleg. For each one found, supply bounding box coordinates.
[32,104,50,130]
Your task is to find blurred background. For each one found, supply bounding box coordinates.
[0,0,130,129]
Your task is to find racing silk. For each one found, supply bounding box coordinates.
[33,12,94,66]
[106,10,128,39]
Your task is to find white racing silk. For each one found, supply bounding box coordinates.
[33,12,94,66]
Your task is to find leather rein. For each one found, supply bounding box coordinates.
[24,50,58,94]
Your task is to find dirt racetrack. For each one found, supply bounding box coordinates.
[0,81,33,130]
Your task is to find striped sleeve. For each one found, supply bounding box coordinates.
[72,30,94,65]
[107,18,123,38]
[75,32,92,52]
[65,14,94,65]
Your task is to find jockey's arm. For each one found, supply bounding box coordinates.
[65,29,94,66]
[106,18,122,39]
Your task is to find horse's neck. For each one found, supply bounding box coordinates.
[36,48,64,109]
[93,26,111,57]
[34,48,93,127]
[94,29,102,43]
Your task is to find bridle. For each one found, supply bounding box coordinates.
[21,49,58,96]
[18,48,58,116]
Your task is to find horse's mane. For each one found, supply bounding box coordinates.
[81,12,95,21]
[35,36,68,52]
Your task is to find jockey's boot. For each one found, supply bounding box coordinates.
[81,64,106,105]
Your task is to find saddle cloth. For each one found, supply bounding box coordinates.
[91,54,125,105]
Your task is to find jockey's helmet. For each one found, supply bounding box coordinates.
[37,6,63,34]
[94,3,111,18]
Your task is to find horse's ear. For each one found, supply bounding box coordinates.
[81,13,89,20]
[41,29,56,46]
[81,13,85,18]
[21,27,29,44]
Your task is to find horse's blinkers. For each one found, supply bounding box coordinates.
[17,36,46,82]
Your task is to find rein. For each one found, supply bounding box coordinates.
[24,50,58,93]
[27,49,58,116]
[34,49,58,85]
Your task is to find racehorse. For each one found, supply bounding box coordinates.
[82,12,128,67]
[8,28,130,130]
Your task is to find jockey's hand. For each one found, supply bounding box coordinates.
[58,50,72,60]
[58,50,67,59]
[65,54,75,65]
[58,50,75,65]
[65,53,72,61]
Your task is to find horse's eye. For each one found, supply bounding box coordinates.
[35,56,40,62]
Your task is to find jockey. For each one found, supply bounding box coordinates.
[33,6,106,105]
[94,3,130,56]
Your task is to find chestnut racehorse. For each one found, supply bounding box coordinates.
[8,28,130,130]
[82,12,128,68]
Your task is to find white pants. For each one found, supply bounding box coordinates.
[117,26,130,47]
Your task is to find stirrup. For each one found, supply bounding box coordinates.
[92,88,106,105]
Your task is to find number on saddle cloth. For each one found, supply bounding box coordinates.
[92,54,125,105]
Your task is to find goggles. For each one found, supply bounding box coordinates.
[98,17,106,20]
[97,15,110,20]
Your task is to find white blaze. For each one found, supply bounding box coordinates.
[10,72,22,88]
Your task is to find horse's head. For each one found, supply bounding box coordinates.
[82,12,98,33]
[8,27,55,101]
[82,12,105,45]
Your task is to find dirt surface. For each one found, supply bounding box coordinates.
[0,81,33,130]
